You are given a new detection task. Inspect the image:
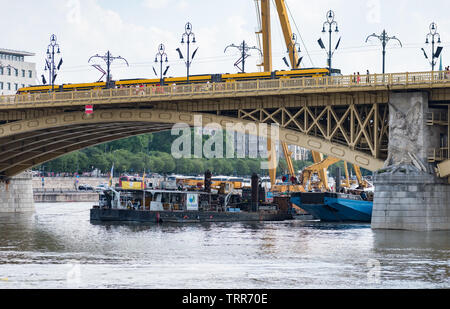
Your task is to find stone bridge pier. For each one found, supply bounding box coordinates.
[372,92,450,231]
[0,172,35,213]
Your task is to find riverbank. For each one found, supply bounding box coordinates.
[33,177,116,191]
[34,189,99,203]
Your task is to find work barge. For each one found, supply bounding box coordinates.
[90,173,294,224]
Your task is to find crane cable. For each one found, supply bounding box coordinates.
[271,0,287,57]
[284,0,315,67]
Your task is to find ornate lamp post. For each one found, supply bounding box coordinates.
[285,33,302,69]
[177,22,198,84]
[366,30,402,74]
[422,22,443,71]
[154,44,169,85]
[44,34,63,91]
[319,10,340,75]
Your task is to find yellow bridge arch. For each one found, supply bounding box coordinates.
[0,109,384,178]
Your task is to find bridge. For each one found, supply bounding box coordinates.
[1,70,450,231]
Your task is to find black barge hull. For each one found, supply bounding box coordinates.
[90,208,292,223]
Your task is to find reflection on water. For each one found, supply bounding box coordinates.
[0,203,448,289]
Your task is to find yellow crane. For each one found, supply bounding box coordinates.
[257,0,321,189]
[270,142,306,193]
[257,0,367,193]
[341,162,370,189]
[257,0,300,71]
[301,157,341,191]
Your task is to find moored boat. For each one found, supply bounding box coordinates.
[290,191,373,223]
[91,186,292,224]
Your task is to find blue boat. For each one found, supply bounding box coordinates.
[290,192,373,222]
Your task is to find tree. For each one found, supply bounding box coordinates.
[234,159,250,176]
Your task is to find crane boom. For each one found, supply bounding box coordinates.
[311,151,329,190]
[301,157,341,191]
[353,165,369,188]
[274,0,299,69]
[259,0,272,72]
[267,137,278,188]
[258,0,301,187]
[281,142,296,177]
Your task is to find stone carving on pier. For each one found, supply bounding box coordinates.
[383,100,432,175]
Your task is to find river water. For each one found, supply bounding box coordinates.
[0,202,448,289]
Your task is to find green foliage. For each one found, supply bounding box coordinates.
[38,131,342,177]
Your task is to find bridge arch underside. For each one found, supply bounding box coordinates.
[0,109,385,178]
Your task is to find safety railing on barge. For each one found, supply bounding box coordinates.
[1,70,450,107]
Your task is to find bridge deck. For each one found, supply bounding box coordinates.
[1,71,450,110]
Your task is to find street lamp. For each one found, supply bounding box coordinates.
[318,10,341,75]
[153,44,169,86]
[88,51,129,88]
[284,33,302,69]
[43,34,63,91]
[177,22,198,84]
[224,40,261,73]
[366,30,402,75]
[422,22,443,71]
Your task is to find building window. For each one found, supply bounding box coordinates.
[0,67,3,75]
[15,84,18,91]
[7,83,11,90]
[7,68,11,76]
[28,70,32,78]
[0,82,3,90]
[22,69,25,77]
[22,84,25,88]
[14,69,18,77]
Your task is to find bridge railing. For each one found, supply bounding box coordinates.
[428,147,449,163]
[1,70,450,106]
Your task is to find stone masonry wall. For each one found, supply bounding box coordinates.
[372,174,450,231]
[0,172,35,213]
[32,177,117,190]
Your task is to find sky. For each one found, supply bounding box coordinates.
[2,0,450,84]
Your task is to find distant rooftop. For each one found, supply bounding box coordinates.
[0,48,35,57]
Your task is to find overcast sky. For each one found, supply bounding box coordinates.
[2,0,450,84]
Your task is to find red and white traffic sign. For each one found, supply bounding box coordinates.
[85,105,94,114]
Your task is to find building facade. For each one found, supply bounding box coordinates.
[289,145,310,161]
[0,48,36,95]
